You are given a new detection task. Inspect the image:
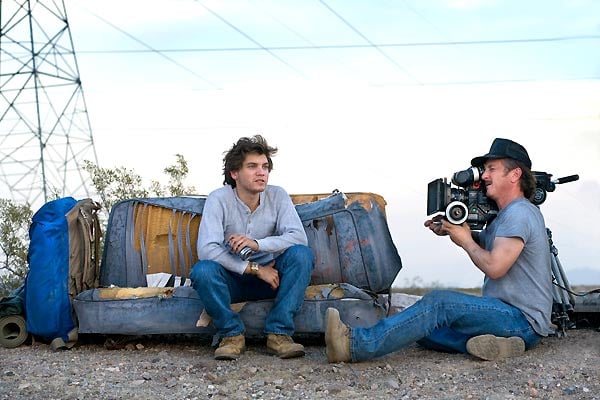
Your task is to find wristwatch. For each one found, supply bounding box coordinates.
[248,261,260,275]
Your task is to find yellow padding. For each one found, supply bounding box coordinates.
[98,287,174,299]
[304,284,345,299]
[133,204,201,276]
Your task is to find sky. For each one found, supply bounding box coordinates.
[7,0,600,287]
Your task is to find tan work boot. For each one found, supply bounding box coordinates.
[324,307,351,363]
[214,334,246,360]
[466,334,525,361]
[266,334,305,359]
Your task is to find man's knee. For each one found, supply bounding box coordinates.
[420,289,455,304]
[285,244,315,268]
[190,260,223,287]
[275,245,314,280]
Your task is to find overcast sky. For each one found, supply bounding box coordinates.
[6,0,600,287]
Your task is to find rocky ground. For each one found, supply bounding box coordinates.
[1,327,598,400]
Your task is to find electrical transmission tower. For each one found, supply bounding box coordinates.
[0,0,98,207]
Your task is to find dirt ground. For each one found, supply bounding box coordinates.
[0,327,598,400]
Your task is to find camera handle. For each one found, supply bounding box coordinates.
[546,227,576,337]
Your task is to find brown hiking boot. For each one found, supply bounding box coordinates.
[214,334,246,360]
[325,307,351,363]
[466,334,525,361]
[266,334,305,359]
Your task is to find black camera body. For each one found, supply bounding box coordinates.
[427,166,497,230]
[427,167,578,231]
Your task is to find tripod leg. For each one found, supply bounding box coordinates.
[547,228,574,336]
[553,252,575,306]
[550,252,573,336]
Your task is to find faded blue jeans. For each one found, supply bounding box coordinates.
[190,245,315,338]
[350,289,542,362]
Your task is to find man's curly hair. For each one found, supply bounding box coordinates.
[222,135,278,188]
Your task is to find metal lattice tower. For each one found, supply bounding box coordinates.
[0,0,98,207]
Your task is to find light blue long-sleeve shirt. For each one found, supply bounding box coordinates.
[197,184,308,274]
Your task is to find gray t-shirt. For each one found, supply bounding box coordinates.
[480,197,553,336]
[197,184,308,275]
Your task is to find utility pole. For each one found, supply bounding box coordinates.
[0,0,98,207]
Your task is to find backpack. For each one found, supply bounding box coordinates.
[25,197,101,349]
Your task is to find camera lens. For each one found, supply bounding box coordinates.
[445,201,469,225]
[452,166,481,187]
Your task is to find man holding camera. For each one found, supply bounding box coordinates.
[191,135,315,360]
[325,138,553,362]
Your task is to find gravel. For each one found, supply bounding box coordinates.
[1,327,598,400]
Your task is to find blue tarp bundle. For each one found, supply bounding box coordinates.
[25,197,77,342]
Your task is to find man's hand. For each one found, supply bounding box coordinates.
[256,260,279,290]
[425,216,473,247]
[227,234,259,253]
[424,215,448,236]
[441,220,473,248]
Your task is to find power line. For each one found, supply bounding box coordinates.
[84,8,221,90]
[400,0,446,38]
[246,0,371,83]
[75,34,600,54]
[246,0,317,47]
[318,0,421,84]
[193,0,307,79]
[69,5,600,87]
[370,75,600,87]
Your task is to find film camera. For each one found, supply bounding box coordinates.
[427,166,579,230]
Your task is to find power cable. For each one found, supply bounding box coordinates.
[370,75,600,87]
[247,0,384,85]
[246,0,317,47]
[75,34,600,54]
[399,0,446,38]
[84,8,221,90]
[71,6,600,86]
[318,0,422,84]
[193,0,308,79]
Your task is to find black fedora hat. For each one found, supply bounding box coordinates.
[471,138,532,169]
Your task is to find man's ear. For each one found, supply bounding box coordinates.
[511,167,522,182]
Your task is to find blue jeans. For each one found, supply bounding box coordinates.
[190,245,315,338]
[350,289,542,362]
